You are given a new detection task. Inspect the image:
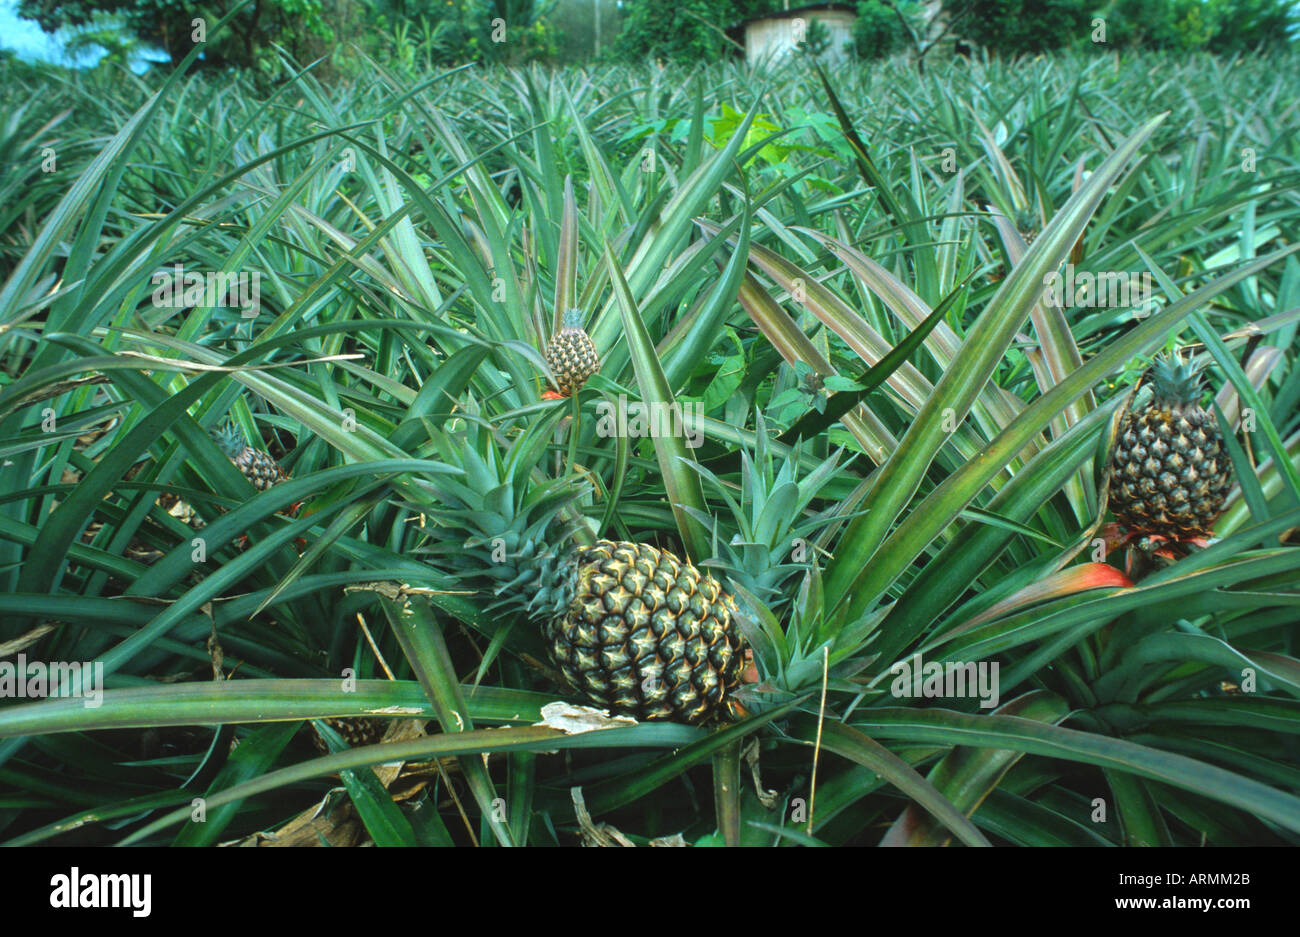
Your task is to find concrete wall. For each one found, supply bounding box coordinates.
[745,10,856,64]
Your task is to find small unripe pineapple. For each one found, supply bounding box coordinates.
[311,717,387,752]
[210,421,285,491]
[1014,207,1038,245]
[1108,356,1232,541]
[544,308,600,397]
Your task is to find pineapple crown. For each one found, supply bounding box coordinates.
[560,308,586,332]
[413,413,588,624]
[1147,354,1206,408]
[682,415,848,610]
[210,421,248,460]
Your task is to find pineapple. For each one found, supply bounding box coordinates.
[1108,356,1232,541]
[544,308,600,397]
[1014,206,1038,245]
[311,717,387,752]
[417,422,745,724]
[211,421,285,490]
[547,539,745,723]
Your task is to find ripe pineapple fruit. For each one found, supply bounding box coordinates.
[1108,356,1232,541]
[543,308,600,397]
[210,421,285,490]
[419,423,745,724]
[547,539,745,723]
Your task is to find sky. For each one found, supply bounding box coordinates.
[0,0,166,68]
[0,0,81,64]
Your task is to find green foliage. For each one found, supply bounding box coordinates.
[372,0,561,68]
[613,0,778,62]
[552,0,623,60]
[1100,0,1295,53]
[61,14,142,68]
[18,0,341,69]
[1103,0,1219,50]
[478,0,562,63]
[614,0,728,62]
[16,0,563,72]
[1,45,1299,847]
[946,0,1295,56]
[1201,0,1297,54]
[854,0,908,59]
[797,16,833,57]
[944,0,1093,56]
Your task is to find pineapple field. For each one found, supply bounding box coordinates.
[1,43,1299,850]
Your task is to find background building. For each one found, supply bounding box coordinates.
[737,3,858,64]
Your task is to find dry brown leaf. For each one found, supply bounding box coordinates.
[535,701,638,734]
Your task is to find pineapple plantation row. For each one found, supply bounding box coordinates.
[0,44,1299,847]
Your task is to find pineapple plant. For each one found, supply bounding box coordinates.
[210,420,286,490]
[543,308,600,397]
[417,420,746,724]
[1108,355,1233,541]
[684,419,847,613]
